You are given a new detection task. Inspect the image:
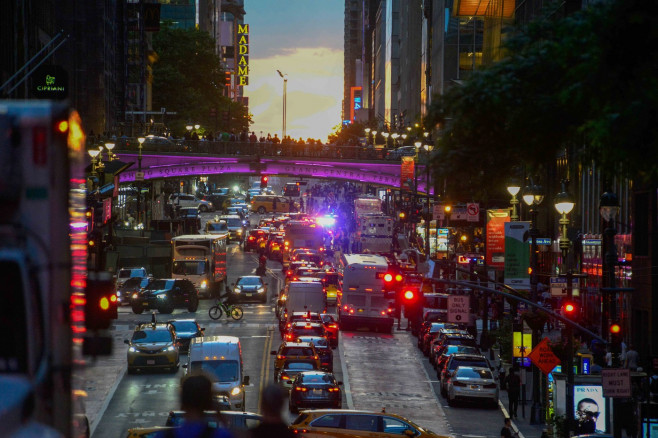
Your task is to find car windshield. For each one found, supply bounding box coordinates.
[446,345,479,355]
[143,279,174,291]
[301,373,335,384]
[132,330,173,344]
[169,321,197,332]
[450,359,488,370]
[226,218,243,227]
[207,222,228,232]
[284,361,315,370]
[173,261,207,275]
[191,360,239,383]
[238,277,261,286]
[456,368,492,379]
[297,337,328,347]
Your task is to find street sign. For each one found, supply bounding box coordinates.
[466,203,480,222]
[447,295,469,323]
[601,368,631,397]
[527,337,561,375]
[550,276,580,297]
[135,171,145,181]
[433,204,445,221]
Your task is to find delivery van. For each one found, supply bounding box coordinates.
[285,281,327,314]
[184,336,250,411]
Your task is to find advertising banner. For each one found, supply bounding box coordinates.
[486,209,510,269]
[504,221,530,290]
[400,157,414,192]
[574,385,607,433]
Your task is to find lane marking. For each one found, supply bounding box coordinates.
[258,327,274,411]
[498,400,524,438]
[338,332,354,409]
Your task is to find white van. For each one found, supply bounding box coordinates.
[184,336,249,411]
[285,281,327,314]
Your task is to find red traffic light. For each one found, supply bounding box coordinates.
[610,323,621,334]
[384,273,393,282]
[260,175,269,188]
[394,274,403,282]
[403,289,416,301]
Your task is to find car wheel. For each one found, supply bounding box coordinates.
[132,305,144,314]
[159,303,174,314]
[258,206,266,214]
[187,296,199,312]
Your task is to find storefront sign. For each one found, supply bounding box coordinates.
[400,157,414,191]
[504,221,530,290]
[486,209,510,269]
[32,65,68,99]
[237,24,249,86]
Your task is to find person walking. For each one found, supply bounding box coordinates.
[249,384,294,438]
[625,344,639,371]
[506,368,521,419]
[500,417,516,438]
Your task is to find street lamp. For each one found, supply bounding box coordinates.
[186,124,193,132]
[554,180,575,434]
[522,180,544,424]
[276,70,287,140]
[136,137,145,227]
[105,142,116,161]
[88,149,100,183]
[506,180,521,221]
[382,132,390,148]
[391,133,400,147]
[194,124,200,130]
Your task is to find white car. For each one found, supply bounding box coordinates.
[446,366,499,407]
[169,193,213,212]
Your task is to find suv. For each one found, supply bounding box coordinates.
[124,322,179,373]
[170,193,213,212]
[440,353,494,397]
[131,278,199,314]
[289,410,439,437]
[117,276,150,306]
[218,214,246,242]
[115,267,149,291]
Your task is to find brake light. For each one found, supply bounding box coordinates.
[287,270,293,276]
[343,305,348,311]
[281,375,290,380]
[291,429,308,434]
[384,273,393,282]
[328,387,340,392]
[277,355,285,359]
[294,386,307,392]
[314,355,318,360]
[381,311,386,315]
[249,236,255,241]
[349,309,354,314]
[327,324,337,329]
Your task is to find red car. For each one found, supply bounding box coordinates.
[319,313,339,348]
[245,229,268,252]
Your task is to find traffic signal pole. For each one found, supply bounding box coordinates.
[565,270,575,435]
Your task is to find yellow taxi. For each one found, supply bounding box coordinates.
[321,272,341,303]
[270,341,320,376]
[126,426,174,437]
[289,409,447,437]
[250,195,298,214]
[124,322,179,373]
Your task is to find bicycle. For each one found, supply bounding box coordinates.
[208,299,244,321]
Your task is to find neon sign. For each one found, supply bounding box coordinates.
[237,24,249,86]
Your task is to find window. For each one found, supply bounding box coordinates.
[345,415,378,432]
[191,360,239,382]
[311,414,342,428]
[382,417,415,435]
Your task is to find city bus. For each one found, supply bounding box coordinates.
[171,234,227,298]
[337,253,395,333]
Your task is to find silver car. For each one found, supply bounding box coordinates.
[446,366,499,407]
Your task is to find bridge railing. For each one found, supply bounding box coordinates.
[111,139,428,163]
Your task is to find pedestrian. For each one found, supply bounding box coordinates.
[500,417,516,438]
[625,344,639,371]
[249,384,294,438]
[605,346,613,368]
[159,374,232,438]
[506,368,521,419]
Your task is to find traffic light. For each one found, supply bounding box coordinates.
[85,275,118,330]
[224,71,232,87]
[260,175,269,189]
[401,286,422,320]
[398,211,407,222]
[562,301,578,321]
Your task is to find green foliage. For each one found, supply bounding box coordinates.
[151,24,251,136]
[328,121,367,145]
[426,0,658,199]
[491,317,513,363]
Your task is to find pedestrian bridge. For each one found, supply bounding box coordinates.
[112,140,432,194]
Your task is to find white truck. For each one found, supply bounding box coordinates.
[171,234,228,298]
[353,196,383,220]
[0,101,89,436]
[285,281,327,314]
[354,214,394,254]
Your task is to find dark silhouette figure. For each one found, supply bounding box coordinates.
[249,384,294,438]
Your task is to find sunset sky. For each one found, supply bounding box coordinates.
[243,0,343,142]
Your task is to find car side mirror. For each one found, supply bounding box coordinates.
[243,376,250,386]
[124,340,129,345]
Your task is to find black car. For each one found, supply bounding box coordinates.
[131,278,199,314]
[296,335,333,372]
[116,276,150,306]
[167,319,205,353]
[288,371,342,413]
[229,275,268,303]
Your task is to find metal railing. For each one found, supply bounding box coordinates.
[110,139,428,163]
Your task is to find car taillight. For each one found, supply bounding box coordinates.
[277,355,285,359]
[294,386,307,392]
[281,375,290,380]
[314,355,318,360]
[291,429,308,434]
[328,387,340,392]
[327,324,337,329]
[249,236,255,241]
[287,270,293,276]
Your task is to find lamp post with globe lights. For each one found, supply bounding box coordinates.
[104,142,116,161]
[554,180,576,434]
[136,136,145,226]
[507,180,521,221]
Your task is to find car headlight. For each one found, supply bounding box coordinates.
[166,345,175,352]
[230,387,241,396]
[234,288,241,293]
[116,291,122,297]
[200,280,208,289]
[128,347,136,353]
[237,229,243,234]
[257,287,265,293]
[132,293,139,299]
[157,294,167,299]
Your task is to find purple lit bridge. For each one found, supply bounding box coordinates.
[114,145,432,194]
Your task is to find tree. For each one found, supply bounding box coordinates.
[328,121,367,145]
[426,0,658,200]
[152,23,251,136]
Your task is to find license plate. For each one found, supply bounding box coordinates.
[470,385,480,389]
[245,293,253,297]
[142,302,148,306]
[313,389,323,395]
[147,360,155,365]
